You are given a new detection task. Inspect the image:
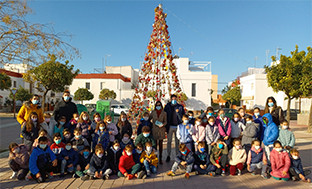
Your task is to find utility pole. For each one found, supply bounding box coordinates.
[266,50,270,65]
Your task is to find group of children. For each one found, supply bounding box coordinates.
[8,107,311,184]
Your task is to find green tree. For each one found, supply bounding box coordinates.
[23,54,79,111]
[265,45,310,122]
[0,0,79,65]
[222,86,241,108]
[74,88,94,104]
[99,88,116,100]
[0,72,11,90]
[9,86,32,102]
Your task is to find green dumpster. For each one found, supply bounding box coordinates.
[76,104,88,115]
[96,100,114,120]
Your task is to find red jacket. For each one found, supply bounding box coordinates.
[50,142,65,160]
[118,150,135,174]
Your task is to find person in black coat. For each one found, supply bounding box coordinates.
[53,91,78,125]
[264,96,284,126]
[106,140,122,175]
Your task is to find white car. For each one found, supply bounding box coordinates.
[111,104,129,115]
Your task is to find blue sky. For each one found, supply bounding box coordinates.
[27,0,311,92]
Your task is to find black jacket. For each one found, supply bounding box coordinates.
[164,102,185,132]
[53,98,78,123]
[89,153,108,172]
[106,147,122,172]
[78,153,92,170]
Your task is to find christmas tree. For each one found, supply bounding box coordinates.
[129,4,184,124]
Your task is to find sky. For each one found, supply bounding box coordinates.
[27,0,311,92]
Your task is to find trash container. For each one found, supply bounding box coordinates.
[96,100,114,120]
[76,104,88,116]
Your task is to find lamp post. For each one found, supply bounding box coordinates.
[11,88,17,118]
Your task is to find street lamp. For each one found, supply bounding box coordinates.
[11,88,17,118]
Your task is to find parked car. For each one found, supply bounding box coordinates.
[111,104,129,115]
[283,109,299,120]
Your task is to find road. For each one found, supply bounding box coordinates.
[0,117,22,151]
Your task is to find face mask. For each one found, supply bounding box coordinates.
[218,143,224,149]
[156,106,161,110]
[208,122,214,125]
[97,153,103,158]
[55,139,61,145]
[235,145,242,150]
[143,117,149,121]
[121,118,126,122]
[208,113,213,116]
[275,148,282,152]
[123,136,129,141]
[64,96,70,101]
[196,121,201,126]
[13,147,20,154]
[282,125,289,130]
[83,116,88,121]
[181,149,187,155]
[31,118,38,122]
[254,146,260,150]
[95,117,101,122]
[65,145,71,150]
[136,149,142,154]
[83,151,89,157]
[59,121,65,125]
[202,119,207,123]
[99,126,105,130]
[200,148,205,152]
[39,144,47,149]
[220,114,225,118]
[126,151,132,156]
[268,102,274,107]
[75,135,81,139]
[254,112,260,116]
[183,120,189,124]
[234,118,239,122]
[32,100,39,105]
[65,134,71,138]
[189,116,193,119]
[239,112,245,117]
[247,121,252,124]
[143,133,150,137]
[146,146,152,152]
[74,117,79,121]
[171,100,177,105]
[45,118,50,123]
[292,155,299,160]
[107,121,112,124]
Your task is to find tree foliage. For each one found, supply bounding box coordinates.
[0,0,79,65]
[23,54,79,111]
[222,86,241,108]
[0,72,11,90]
[9,86,32,102]
[99,88,116,100]
[74,88,94,104]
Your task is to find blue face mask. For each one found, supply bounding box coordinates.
[254,112,260,116]
[268,102,274,107]
[202,119,207,123]
[156,106,161,110]
[64,96,70,101]
[143,133,150,137]
[39,144,47,149]
[32,100,39,105]
[218,143,224,149]
[59,121,65,125]
[83,151,89,157]
[200,148,205,152]
[181,149,187,155]
[208,113,213,116]
[171,100,177,105]
[55,139,61,145]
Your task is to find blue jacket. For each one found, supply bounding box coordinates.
[60,148,79,166]
[290,157,304,175]
[262,113,279,146]
[253,115,265,141]
[175,149,194,165]
[164,102,185,132]
[92,131,110,151]
[29,146,56,175]
[177,123,193,144]
[137,119,152,136]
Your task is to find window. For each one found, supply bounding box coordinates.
[13,81,16,88]
[86,82,90,90]
[191,83,196,97]
[251,83,254,91]
[100,82,105,90]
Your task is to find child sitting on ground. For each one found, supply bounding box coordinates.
[50,133,65,173]
[140,141,158,177]
[62,129,72,145]
[8,143,30,180]
[228,139,247,176]
[118,144,141,180]
[107,140,122,175]
[194,142,215,176]
[289,149,311,183]
[270,140,291,181]
[75,146,92,178]
[60,142,79,177]
[247,139,268,179]
[277,120,295,151]
[167,143,194,179]
[71,128,90,152]
[210,138,229,176]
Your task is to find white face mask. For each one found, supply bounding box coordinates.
[126,151,132,156]
[45,118,50,123]
[282,125,289,129]
[208,122,214,125]
[65,145,71,150]
[235,145,242,150]
[97,153,103,158]
[254,146,260,150]
[107,121,112,124]
[121,118,126,122]
[234,118,239,122]
[74,117,79,121]
[113,146,120,151]
[146,146,152,152]
[143,117,149,121]
[82,116,88,121]
[99,126,105,130]
[13,147,20,154]
[292,155,299,160]
[246,121,252,124]
[195,121,201,126]
[275,148,283,152]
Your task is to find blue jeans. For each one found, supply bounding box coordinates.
[171,162,193,173]
[61,159,74,174]
[143,160,157,173]
[194,164,215,174]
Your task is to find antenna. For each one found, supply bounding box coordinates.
[254,56,258,68]
[276,47,282,60]
[266,50,270,65]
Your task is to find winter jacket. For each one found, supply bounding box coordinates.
[41,119,57,141]
[120,139,134,150]
[53,98,78,124]
[78,152,92,170]
[253,115,264,141]
[29,146,56,175]
[177,123,193,144]
[137,119,153,136]
[164,102,185,132]
[230,120,245,138]
[277,127,295,148]
[21,123,39,150]
[17,101,44,126]
[50,142,65,160]
[150,109,167,140]
[117,121,133,140]
[262,113,279,146]
[228,147,247,166]
[106,122,118,142]
[32,137,52,152]
[270,149,291,178]
[194,151,210,167]
[107,147,122,172]
[134,133,156,148]
[242,122,259,146]
[133,151,142,164]
[192,123,206,142]
[76,121,91,140]
[210,145,228,165]
[205,123,220,145]
[290,157,304,175]
[89,153,108,172]
[9,144,29,169]
[119,149,136,174]
[265,106,284,126]
[60,148,79,166]
[247,146,267,165]
[92,130,110,151]
[216,117,231,137]
[71,137,90,152]
[140,150,158,167]
[175,148,194,165]
[54,124,64,139]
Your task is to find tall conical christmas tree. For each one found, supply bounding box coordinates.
[129,4,184,124]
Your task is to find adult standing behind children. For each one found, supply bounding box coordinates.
[164,94,185,162]
[264,96,284,126]
[53,91,78,125]
[150,101,167,164]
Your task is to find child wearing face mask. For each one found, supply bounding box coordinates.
[192,117,206,152]
[117,112,133,141]
[60,142,79,177]
[199,106,214,120]
[167,143,194,179]
[277,120,295,151]
[62,129,72,144]
[54,116,66,139]
[216,109,232,148]
[133,143,146,179]
[177,115,193,152]
[41,113,56,141]
[69,113,79,134]
[50,133,65,173]
[118,145,141,180]
[210,138,229,176]
[134,126,156,149]
[137,112,153,136]
[289,149,311,182]
[188,111,195,125]
[90,113,102,133]
[76,111,92,144]
[81,144,112,180]
[74,146,92,178]
[205,116,220,155]
[194,142,215,176]
[92,121,110,152]
[230,113,245,139]
[140,141,158,177]
[242,115,259,154]
[121,133,134,150]
[32,129,52,152]
[247,140,268,179]
[252,107,264,141]
[104,115,118,145]
[71,128,90,152]
[270,141,291,181]
[106,140,122,175]
[21,112,40,151]
[8,142,30,180]
[228,139,246,176]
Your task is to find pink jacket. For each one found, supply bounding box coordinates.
[191,124,206,142]
[216,117,231,137]
[270,149,291,178]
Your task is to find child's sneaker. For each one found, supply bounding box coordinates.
[195,171,199,175]
[146,170,151,177]
[48,172,53,179]
[237,170,242,176]
[184,173,190,179]
[167,171,175,176]
[25,172,32,181]
[137,170,146,179]
[208,172,215,177]
[37,176,43,183]
[75,171,84,178]
[221,170,225,176]
[261,174,268,179]
[102,174,109,180]
[10,171,17,179]
[81,175,90,181]
[291,176,297,181]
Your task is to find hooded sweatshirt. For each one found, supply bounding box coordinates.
[118,149,136,174]
[262,113,279,146]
